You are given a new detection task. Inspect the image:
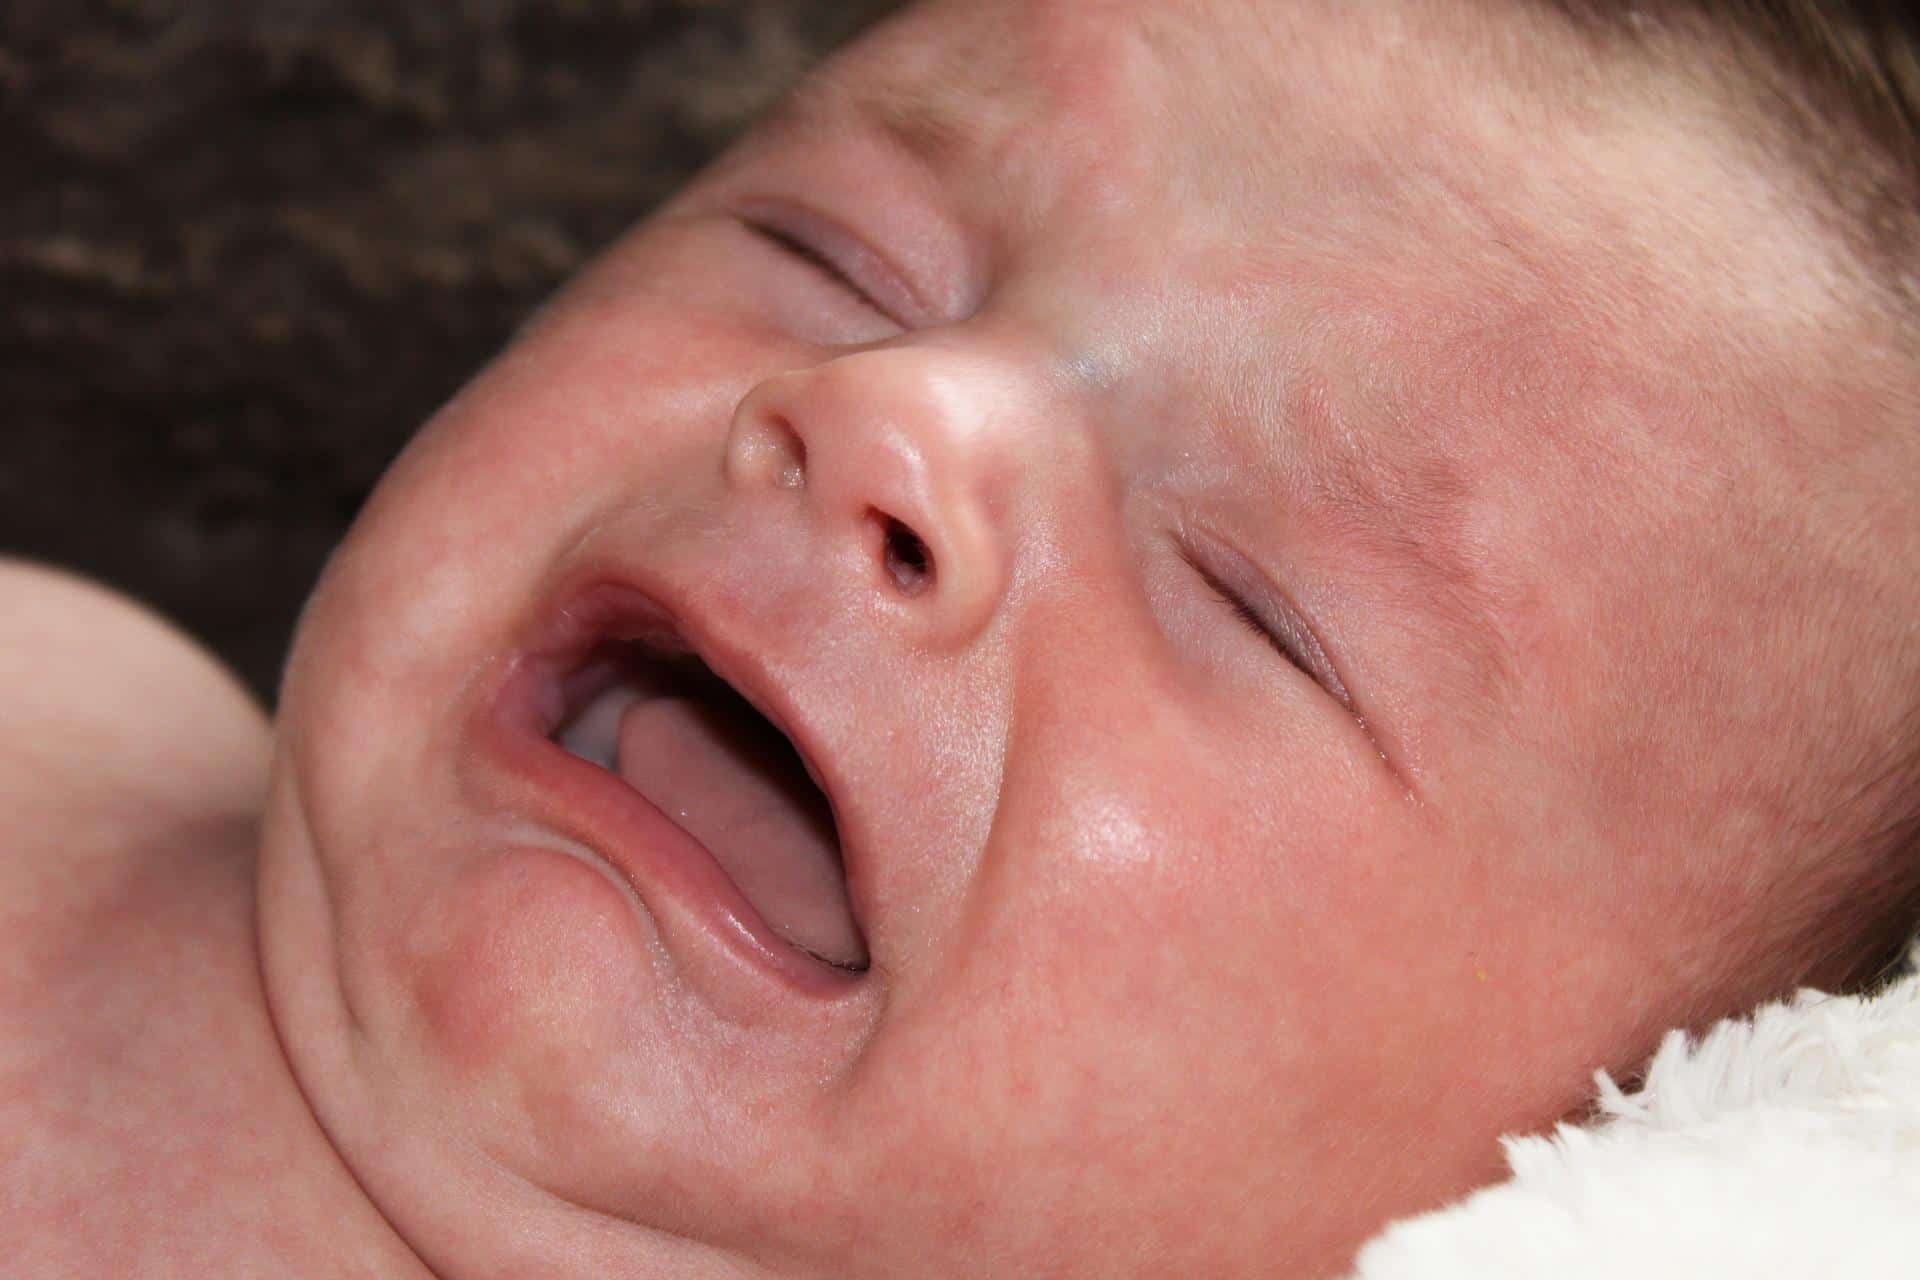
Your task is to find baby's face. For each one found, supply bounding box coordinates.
[259,0,1915,1274]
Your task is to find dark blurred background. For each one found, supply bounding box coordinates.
[1,0,897,704]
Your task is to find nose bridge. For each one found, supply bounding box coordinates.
[724,345,1042,649]
[810,349,1020,519]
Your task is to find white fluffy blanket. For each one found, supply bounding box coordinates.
[1350,943,1920,1278]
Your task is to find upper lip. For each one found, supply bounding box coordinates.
[470,567,872,995]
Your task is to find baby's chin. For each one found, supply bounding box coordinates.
[392,842,854,1196]
[256,779,877,1275]
[255,585,900,1271]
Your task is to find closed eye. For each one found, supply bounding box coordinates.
[1178,537,1356,712]
[1180,530,1406,787]
[1183,546,1315,678]
[745,218,891,318]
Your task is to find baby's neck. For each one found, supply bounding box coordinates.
[10,827,433,1277]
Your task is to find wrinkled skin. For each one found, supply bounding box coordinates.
[259,0,1920,1275]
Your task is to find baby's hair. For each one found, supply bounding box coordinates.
[1544,1,1920,315]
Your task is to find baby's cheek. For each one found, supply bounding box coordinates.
[396,847,638,1102]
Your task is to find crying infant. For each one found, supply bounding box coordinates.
[7,0,1920,1275]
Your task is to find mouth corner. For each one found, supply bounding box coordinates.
[492,581,871,986]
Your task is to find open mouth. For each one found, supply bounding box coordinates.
[543,631,868,975]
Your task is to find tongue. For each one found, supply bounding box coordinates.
[616,689,865,970]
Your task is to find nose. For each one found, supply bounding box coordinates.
[724,348,1021,647]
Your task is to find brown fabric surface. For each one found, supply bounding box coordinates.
[1,0,897,702]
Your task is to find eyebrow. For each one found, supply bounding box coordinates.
[1307,439,1519,717]
[762,72,986,176]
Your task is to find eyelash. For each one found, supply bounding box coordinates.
[746,219,882,311]
[1181,547,1315,681]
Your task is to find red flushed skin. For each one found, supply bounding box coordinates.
[254,2,1920,1277]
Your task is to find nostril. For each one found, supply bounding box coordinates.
[726,411,807,490]
[760,415,807,490]
[770,419,807,490]
[875,512,933,597]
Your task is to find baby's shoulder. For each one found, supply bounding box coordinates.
[0,558,270,939]
[0,562,281,1274]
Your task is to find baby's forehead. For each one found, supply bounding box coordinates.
[815,3,1529,218]
[811,0,1853,337]
[794,21,1637,435]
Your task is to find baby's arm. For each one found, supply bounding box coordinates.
[0,558,270,935]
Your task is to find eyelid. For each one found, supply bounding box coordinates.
[735,198,925,326]
[1181,527,1355,710]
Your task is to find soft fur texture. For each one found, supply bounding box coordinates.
[1350,941,1920,1278]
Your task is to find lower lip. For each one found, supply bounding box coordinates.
[471,614,864,1004]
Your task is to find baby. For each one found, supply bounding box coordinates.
[7,0,1919,1275]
